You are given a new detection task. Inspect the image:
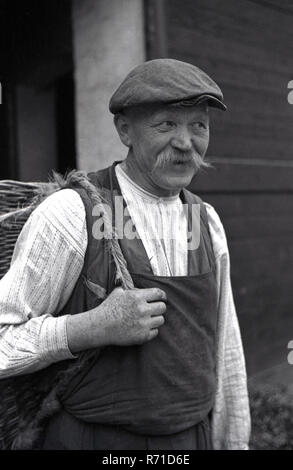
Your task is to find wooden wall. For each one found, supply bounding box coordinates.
[146,0,293,377]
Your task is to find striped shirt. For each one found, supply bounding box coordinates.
[0,166,250,449]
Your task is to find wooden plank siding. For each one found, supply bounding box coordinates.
[145,0,293,377]
[204,193,293,375]
[166,0,293,164]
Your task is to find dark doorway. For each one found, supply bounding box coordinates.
[55,72,77,175]
[0,0,76,181]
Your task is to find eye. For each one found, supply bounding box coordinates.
[191,121,208,130]
[156,121,176,131]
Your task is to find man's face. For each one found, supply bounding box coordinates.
[118,103,210,196]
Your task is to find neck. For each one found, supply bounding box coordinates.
[120,153,180,198]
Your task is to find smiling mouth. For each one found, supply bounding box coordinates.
[172,159,193,165]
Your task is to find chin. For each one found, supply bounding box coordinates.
[159,174,194,191]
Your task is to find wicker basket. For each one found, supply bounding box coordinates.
[0,180,48,448]
[0,174,133,449]
[0,180,51,280]
[0,177,98,450]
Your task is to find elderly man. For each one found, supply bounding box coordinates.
[0,59,250,450]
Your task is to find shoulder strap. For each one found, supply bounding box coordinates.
[182,188,216,269]
[67,186,96,274]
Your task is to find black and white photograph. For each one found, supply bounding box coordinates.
[0,0,293,454]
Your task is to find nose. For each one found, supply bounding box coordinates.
[170,126,193,152]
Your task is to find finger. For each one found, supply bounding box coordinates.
[111,286,125,295]
[150,315,165,329]
[146,301,167,316]
[138,288,167,302]
[147,329,159,341]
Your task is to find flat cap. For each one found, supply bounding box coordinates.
[109,58,226,114]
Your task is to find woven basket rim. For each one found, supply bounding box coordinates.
[0,180,44,189]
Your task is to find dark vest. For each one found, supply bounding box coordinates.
[57,162,218,435]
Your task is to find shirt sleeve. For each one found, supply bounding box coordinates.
[205,203,251,450]
[0,188,87,377]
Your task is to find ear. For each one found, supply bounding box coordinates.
[114,113,132,148]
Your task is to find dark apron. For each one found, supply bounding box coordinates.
[42,164,218,449]
[42,411,213,450]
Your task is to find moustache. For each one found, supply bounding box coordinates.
[153,149,208,171]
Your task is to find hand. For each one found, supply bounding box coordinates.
[95,287,167,346]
